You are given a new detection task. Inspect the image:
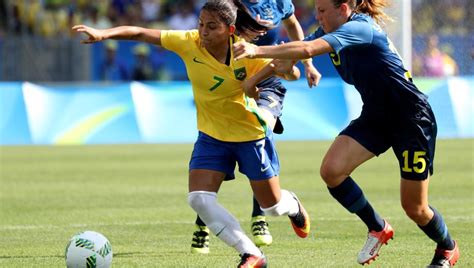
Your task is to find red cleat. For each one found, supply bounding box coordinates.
[237,253,267,268]
[427,240,459,267]
[288,192,310,238]
[357,220,394,265]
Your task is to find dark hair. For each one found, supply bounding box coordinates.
[202,0,268,37]
[332,0,391,24]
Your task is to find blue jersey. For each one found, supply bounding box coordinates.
[243,0,294,93]
[243,0,295,46]
[306,13,428,116]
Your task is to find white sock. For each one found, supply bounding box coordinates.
[188,191,261,256]
[261,189,299,217]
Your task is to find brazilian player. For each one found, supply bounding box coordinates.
[191,0,322,253]
[233,0,459,266]
[72,0,310,267]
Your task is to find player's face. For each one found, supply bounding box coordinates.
[198,10,233,49]
[315,0,347,33]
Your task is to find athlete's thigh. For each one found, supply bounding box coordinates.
[322,135,375,175]
[232,134,281,207]
[337,115,392,160]
[323,116,391,182]
[249,176,281,208]
[189,169,225,192]
[189,132,236,192]
[391,106,437,180]
[233,134,280,180]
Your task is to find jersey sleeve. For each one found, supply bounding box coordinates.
[160,30,196,56]
[304,27,325,41]
[246,58,272,77]
[280,0,295,20]
[321,21,373,53]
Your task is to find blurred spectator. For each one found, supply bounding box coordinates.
[422,35,459,77]
[100,40,129,81]
[167,3,198,30]
[4,0,470,39]
[140,0,161,23]
[412,51,424,77]
[412,0,473,35]
[0,0,6,36]
[131,43,154,81]
[82,6,112,29]
[439,0,467,35]
[439,44,459,76]
[151,46,172,80]
[110,0,137,17]
[2,0,472,78]
[44,0,67,10]
[9,3,25,34]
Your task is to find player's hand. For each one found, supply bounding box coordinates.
[233,41,258,61]
[71,25,105,44]
[270,59,295,76]
[255,14,275,28]
[304,64,322,88]
[242,79,260,100]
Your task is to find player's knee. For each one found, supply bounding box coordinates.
[401,202,430,223]
[188,191,217,213]
[320,159,346,186]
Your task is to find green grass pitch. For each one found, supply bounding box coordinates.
[1,139,473,267]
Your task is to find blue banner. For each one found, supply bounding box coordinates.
[1,77,472,145]
[0,82,31,144]
[21,82,141,144]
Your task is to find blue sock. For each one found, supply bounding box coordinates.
[252,196,265,217]
[195,215,206,226]
[418,206,455,250]
[328,177,385,231]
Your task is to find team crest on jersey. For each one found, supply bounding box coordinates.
[262,7,274,21]
[234,67,247,80]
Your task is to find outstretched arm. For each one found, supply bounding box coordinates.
[282,15,322,88]
[242,60,300,99]
[71,25,162,46]
[233,38,333,61]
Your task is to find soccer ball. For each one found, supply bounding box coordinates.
[65,231,113,268]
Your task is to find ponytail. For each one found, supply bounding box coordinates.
[332,0,391,25]
[354,0,391,25]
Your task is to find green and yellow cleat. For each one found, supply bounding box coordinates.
[251,216,273,247]
[191,225,210,254]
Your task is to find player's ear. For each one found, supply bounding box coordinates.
[229,24,236,35]
[340,2,350,14]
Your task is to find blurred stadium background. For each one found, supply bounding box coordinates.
[0,0,472,144]
[0,0,473,81]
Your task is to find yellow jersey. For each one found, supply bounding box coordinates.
[160,30,271,142]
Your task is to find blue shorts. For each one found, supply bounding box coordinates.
[256,77,287,134]
[340,102,437,180]
[189,131,280,180]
